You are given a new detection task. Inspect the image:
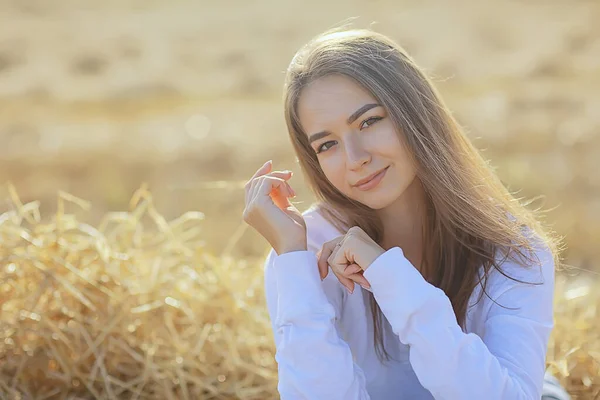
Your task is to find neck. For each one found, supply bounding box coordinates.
[377,177,427,269]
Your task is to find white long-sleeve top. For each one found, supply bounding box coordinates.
[263,206,555,399]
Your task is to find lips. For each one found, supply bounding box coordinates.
[353,167,389,187]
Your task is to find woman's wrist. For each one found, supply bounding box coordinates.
[277,241,308,255]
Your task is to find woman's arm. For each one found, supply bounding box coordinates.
[363,244,555,400]
[264,248,371,399]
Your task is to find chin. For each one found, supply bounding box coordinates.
[356,189,397,210]
[371,198,396,210]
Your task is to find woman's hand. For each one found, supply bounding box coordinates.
[243,160,307,255]
[317,226,385,294]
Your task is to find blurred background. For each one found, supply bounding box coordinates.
[1,0,599,398]
[1,0,599,269]
[1,0,599,271]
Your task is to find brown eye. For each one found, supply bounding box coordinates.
[316,141,336,154]
[360,116,382,130]
[315,117,382,155]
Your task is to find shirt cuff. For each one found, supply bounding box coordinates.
[363,247,447,338]
[273,250,331,324]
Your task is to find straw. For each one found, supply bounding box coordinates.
[0,185,598,399]
[0,186,278,399]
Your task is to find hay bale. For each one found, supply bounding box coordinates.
[548,275,600,399]
[0,184,277,399]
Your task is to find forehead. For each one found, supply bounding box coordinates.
[297,75,377,135]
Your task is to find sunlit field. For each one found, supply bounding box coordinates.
[0,0,599,398]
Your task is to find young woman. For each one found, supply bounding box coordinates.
[243,27,570,400]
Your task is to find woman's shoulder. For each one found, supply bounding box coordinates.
[470,233,556,312]
[466,235,556,334]
[492,229,555,289]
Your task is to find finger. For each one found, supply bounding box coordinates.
[262,171,295,198]
[344,263,362,275]
[340,264,362,293]
[318,242,336,281]
[245,173,262,207]
[343,263,371,288]
[316,249,323,276]
[268,180,294,199]
[318,239,343,280]
[257,176,295,210]
[334,270,356,294]
[327,243,347,277]
[245,161,271,200]
[340,269,371,292]
[328,238,351,276]
[347,226,365,237]
[249,160,272,183]
[327,244,357,293]
[349,272,371,289]
[267,170,293,181]
[340,261,371,291]
[246,168,294,202]
[277,177,296,197]
[250,176,287,199]
[246,173,268,203]
[247,176,287,213]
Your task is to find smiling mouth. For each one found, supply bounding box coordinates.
[353,166,389,191]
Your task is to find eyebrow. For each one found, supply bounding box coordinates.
[308,103,381,144]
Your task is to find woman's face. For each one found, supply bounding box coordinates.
[298,74,417,210]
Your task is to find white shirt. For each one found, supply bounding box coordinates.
[263,206,555,399]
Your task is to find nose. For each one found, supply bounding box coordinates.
[345,134,371,171]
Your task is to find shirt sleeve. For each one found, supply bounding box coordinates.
[362,244,555,400]
[263,248,371,399]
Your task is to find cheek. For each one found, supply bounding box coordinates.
[392,154,418,192]
[379,127,403,154]
[381,129,411,167]
[320,159,349,191]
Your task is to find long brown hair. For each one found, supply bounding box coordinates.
[282,24,564,364]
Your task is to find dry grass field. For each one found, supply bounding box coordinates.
[0,0,599,398]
